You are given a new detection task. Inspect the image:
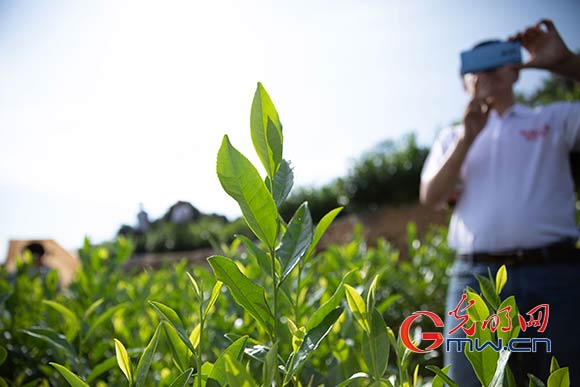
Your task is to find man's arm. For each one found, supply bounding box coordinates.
[511,19,580,82]
[420,98,490,208]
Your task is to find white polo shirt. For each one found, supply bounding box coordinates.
[421,102,580,254]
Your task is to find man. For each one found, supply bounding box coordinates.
[420,20,580,386]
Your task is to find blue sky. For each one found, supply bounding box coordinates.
[1,0,580,255]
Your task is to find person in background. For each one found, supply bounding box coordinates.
[420,19,580,386]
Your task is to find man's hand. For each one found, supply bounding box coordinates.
[509,19,580,83]
[509,19,572,70]
[462,97,491,145]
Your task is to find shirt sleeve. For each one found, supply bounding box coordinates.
[420,126,462,183]
[559,101,580,151]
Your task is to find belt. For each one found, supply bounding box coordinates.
[458,239,580,266]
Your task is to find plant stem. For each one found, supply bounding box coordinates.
[197,289,204,387]
[269,247,280,386]
[295,264,302,323]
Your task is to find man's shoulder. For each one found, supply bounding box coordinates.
[523,101,580,117]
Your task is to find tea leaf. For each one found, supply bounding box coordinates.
[496,265,507,295]
[304,207,343,263]
[189,324,201,349]
[431,364,451,387]
[547,368,570,387]
[284,307,344,382]
[465,291,490,322]
[307,270,353,331]
[277,202,313,283]
[263,342,278,387]
[362,309,389,379]
[21,328,76,358]
[84,303,127,343]
[217,135,278,249]
[250,82,283,179]
[208,335,248,385]
[528,373,547,387]
[550,356,560,373]
[497,296,520,344]
[474,274,500,311]
[272,159,293,207]
[464,323,498,386]
[203,280,223,319]
[334,372,371,387]
[237,235,273,275]
[208,255,274,332]
[42,300,80,341]
[149,301,195,354]
[168,368,194,387]
[225,354,257,387]
[50,363,90,387]
[161,322,190,372]
[135,323,162,386]
[426,365,459,387]
[186,272,202,301]
[114,338,133,385]
[345,285,370,333]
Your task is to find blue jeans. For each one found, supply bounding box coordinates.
[444,259,580,386]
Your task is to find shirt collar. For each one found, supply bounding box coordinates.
[488,103,534,120]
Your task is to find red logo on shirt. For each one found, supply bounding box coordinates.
[519,124,550,141]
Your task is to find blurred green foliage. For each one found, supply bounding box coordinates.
[0,225,453,386]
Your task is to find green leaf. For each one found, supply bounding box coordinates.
[87,357,118,383]
[250,82,283,179]
[284,307,344,382]
[237,235,273,275]
[216,135,278,249]
[304,207,343,262]
[168,368,194,387]
[426,365,460,387]
[276,202,313,283]
[186,272,202,301]
[43,300,81,341]
[204,281,223,319]
[334,372,371,387]
[50,363,90,387]
[114,338,133,385]
[149,301,195,354]
[345,285,370,333]
[547,368,570,387]
[208,255,274,332]
[272,159,293,207]
[208,336,249,386]
[84,303,127,343]
[83,298,104,319]
[189,324,201,349]
[0,346,6,366]
[497,296,520,344]
[474,274,500,311]
[431,364,451,387]
[464,323,499,387]
[528,373,547,387]
[21,328,76,358]
[135,323,162,386]
[362,309,389,379]
[496,265,507,295]
[225,354,257,387]
[488,350,512,387]
[161,322,190,372]
[550,357,560,373]
[263,342,278,387]
[306,270,353,331]
[366,275,380,317]
[465,291,490,322]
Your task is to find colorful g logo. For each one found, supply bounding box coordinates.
[399,311,444,353]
